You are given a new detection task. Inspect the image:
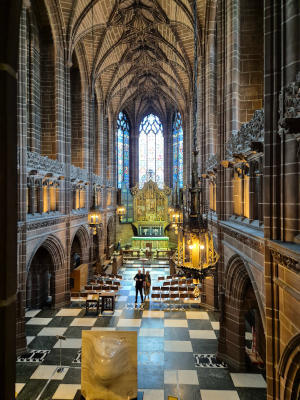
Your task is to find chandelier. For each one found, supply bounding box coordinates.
[169,0,219,277]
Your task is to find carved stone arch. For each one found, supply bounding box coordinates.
[26,235,66,309]
[27,234,65,273]
[71,225,91,265]
[218,254,266,370]
[225,254,265,330]
[278,334,300,400]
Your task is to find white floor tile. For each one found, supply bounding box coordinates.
[30,365,68,380]
[140,389,164,400]
[139,328,164,337]
[15,383,25,396]
[117,296,128,301]
[70,318,96,327]
[164,340,193,352]
[25,309,41,318]
[26,336,35,345]
[54,338,82,348]
[189,330,216,339]
[230,373,267,388]
[38,327,67,337]
[117,318,141,327]
[200,390,240,400]
[143,311,164,318]
[186,311,209,320]
[56,308,81,317]
[164,370,177,384]
[26,318,52,325]
[121,286,131,290]
[211,321,220,330]
[178,370,199,384]
[164,319,188,328]
[52,384,81,399]
[91,327,116,331]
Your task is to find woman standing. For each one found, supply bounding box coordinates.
[144,270,151,301]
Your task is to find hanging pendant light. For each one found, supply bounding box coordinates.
[177,0,219,276]
[88,0,101,236]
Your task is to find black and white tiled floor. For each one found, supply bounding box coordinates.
[16,266,267,400]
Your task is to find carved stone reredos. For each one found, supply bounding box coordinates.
[225,109,264,160]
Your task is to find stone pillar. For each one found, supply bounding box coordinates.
[0,1,21,398]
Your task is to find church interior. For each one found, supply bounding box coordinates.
[0,0,299,399]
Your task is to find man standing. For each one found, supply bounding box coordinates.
[134,269,144,305]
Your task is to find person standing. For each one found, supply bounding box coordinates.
[144,270,151,301]
[134,269,144,305]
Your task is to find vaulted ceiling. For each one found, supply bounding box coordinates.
[47,0,208,120]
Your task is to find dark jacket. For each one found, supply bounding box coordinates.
[134,273,144,288]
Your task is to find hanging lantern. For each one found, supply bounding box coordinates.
[116,204,126,221]
[88,207,101,235]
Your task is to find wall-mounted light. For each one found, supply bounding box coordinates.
[88,207,101,235]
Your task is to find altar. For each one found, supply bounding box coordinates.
[130,180,171,252]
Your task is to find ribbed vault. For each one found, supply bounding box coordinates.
[45,0,208,119]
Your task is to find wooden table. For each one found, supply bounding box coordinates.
[85,294,100,314]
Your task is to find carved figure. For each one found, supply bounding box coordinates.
[82,331,137,400]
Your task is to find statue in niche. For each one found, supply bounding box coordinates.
[81,331,137,400]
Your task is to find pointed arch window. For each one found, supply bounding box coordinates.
[139,114,164,188]
[117,111,130,188]
[173,111,183,188]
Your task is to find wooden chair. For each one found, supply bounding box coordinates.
[163,281,171,286]
[160,293,170,310]
[158,276,165,281]
[152,286,161,292]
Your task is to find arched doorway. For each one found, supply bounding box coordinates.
[26,247,55,309]
[218,255,265,371]
[70,234,82,271]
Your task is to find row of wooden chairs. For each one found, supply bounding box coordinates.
[93,274,122,280]
[158,277,194,285]
[152,292,196,300]
[88,280,121,287]
[152,286,195,292]
[84,285,119,292]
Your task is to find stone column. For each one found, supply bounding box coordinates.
[0,1,21,398]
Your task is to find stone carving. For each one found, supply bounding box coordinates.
[92,173,103,187]
[70,165,89,182]
[81,331,137,400]
[27,151,64,175]
[26,216,68,231]
[225,109,264,160]
[206,154,218,173]
[270,249,299,271]
[222,225,264,254]
[278,72,300,153]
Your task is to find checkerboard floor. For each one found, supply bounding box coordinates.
[16,266,267,400]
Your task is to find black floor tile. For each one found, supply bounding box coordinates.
[237,388,267,400]
[62,366,82,384]
[138,351,164,367]
[138,337,165,352]
[138,365,164,389]
[39,380,60,400]
[196,368,234,390]
[16,364,38,381]
[44,348,79,366]
[191,340,218,354]
[48,317,75,327]
[164,352,195,370]
[164,327,190,341]
[25,325,44,336]
[17,379,46,400]
[187,320,213,330]
[64,326,91,338]
[29,336,57,350]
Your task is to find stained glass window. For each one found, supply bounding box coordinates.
[117,111,130,188]
[173,111,183,188]
[139,114,164,188]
